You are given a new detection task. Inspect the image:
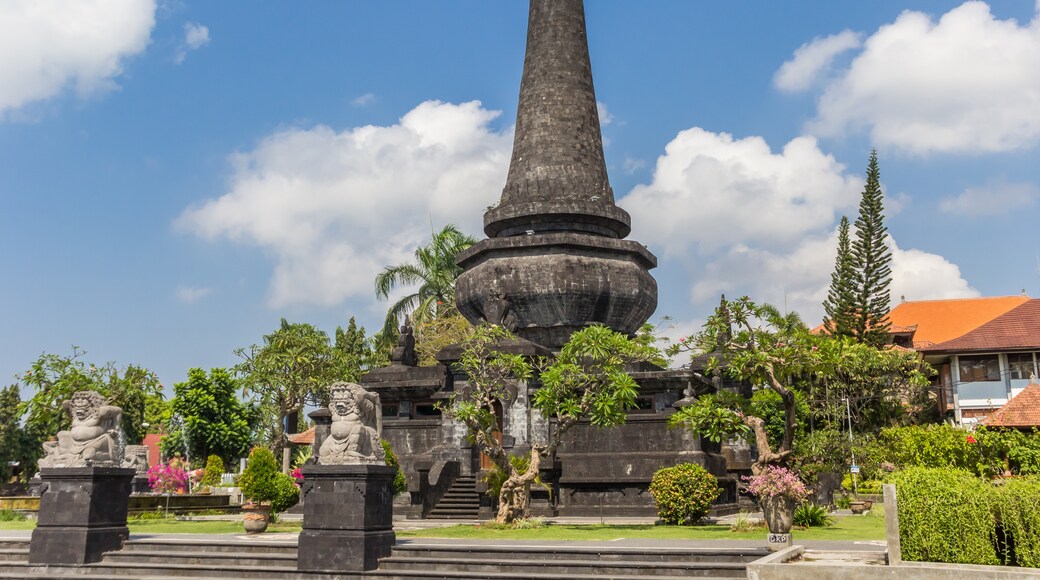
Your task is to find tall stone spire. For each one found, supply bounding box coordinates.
[455,0,657,349]
[485,0,630,239]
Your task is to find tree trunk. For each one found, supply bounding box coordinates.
[495,447,543,524]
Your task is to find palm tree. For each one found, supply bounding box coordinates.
[374,224,477,338]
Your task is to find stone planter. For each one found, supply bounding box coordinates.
[849,500,872,514]
[242,504,270,534]
[760,495,796,552]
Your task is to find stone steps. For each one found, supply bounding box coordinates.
[0,537,765,579]
[426,476,480,519]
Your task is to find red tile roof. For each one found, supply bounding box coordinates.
[288,427,315,445]
[921,299,1040,354]
[888,296,1030,348]
[985,383,1040,428]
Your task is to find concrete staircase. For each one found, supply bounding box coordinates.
[0,537,768,579]
[426,475,481,519]
[371,542,767,579]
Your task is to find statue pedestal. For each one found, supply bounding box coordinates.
[297,464,396,573]
[29,467,135,565]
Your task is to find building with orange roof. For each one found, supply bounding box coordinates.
[984,383,1040,429]
[887,295,1030,348]
[911,297,1040,425]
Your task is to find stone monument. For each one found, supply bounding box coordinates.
[454,0,657,350]
[122,444,151,493]
[297,382,396,573]
[29,391,136,565]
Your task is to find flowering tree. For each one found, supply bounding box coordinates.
[148,457,190,494]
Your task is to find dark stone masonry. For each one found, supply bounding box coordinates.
[364,0,740,519]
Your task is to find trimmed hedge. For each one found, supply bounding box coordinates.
[891,467,998,565]
[994,477,1040,568]
[649,463,720,525]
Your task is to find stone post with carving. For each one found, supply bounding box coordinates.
[29,391,136,565]
[297,382,396,573]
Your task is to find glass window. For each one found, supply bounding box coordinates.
[958,355,1000,382]
[1007,353,1037,381]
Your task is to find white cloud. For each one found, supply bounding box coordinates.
[940,181,1040,216]
[619,126,975,324]
[805,2,1040,154]
[622,156,647,174]
[177,100,512,308]
[176,285,212,303]
[351,93,376,107]
[774,30,862,93]
[597,101,613,127]
[621,128,862,255]
[175,22,209,64]
[0,0,156,117]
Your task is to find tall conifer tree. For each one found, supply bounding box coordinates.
[849,149,892,347]
[823,216,856,337]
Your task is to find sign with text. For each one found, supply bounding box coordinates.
[850,465,860,473]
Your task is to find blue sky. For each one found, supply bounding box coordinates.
[2,0,1039,390]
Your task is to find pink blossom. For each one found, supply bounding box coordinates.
[742,466,809,502]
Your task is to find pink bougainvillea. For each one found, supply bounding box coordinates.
[147,459,190,494]
[743,466,809,501]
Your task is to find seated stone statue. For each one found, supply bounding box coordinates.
[38,391,122,468]
[121,445,149,474]
[318,382,385,465]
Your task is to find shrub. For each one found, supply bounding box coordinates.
[381,439,408,496]
[200,455,224,488]
[238,447,280,506]
[841,475,882,494]
[649,463,720,525]
[729,511,764,533]
[793,503,833,527]
[993,477,1040,567]
[0,509,26,522]
[891,467,997,565]
[269,472,300,514]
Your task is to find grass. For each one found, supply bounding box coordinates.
[0,512,885,541]
[397,514,886,542]
[0,518,302,534]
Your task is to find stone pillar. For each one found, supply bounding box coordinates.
[297,464,396,573]
[307,408,332,458]
[29,467,136,565]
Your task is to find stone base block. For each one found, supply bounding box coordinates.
[29,525,129,565]
[297,464,396,573]
[297,529,396,572]
[29,467,135,565]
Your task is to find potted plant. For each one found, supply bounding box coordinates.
[237,447,301,534]
[238,447,280,533]
[744,465,810,551]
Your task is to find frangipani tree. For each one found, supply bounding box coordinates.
[443,324,657,523]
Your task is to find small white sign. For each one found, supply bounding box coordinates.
[850,465,860,473]
[768,533,791,544]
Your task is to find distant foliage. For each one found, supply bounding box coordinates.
[866,425,1040,479]
[200,455,224,488]
[164,368,255,467]
[649,463,720,525]
[269,472,300,514]
[891,467,997,565]
[381,439,408,496]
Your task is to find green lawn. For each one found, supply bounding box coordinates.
[397,515,886,542]
[0,514,885,541]
[0,518,303,534]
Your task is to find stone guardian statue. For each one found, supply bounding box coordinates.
[38,390,122,468]
[318,382,385,465]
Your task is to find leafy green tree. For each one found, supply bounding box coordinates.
[235,320,343,461]
[850,149,892,347]
[162,368,256,467]
[143,391,171,434]
[0,386,41,481]
[823,216,856,337]
[334,317,380,379]
[18,348,162,447]
[374,223,476,337]
[443,324,657,523]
